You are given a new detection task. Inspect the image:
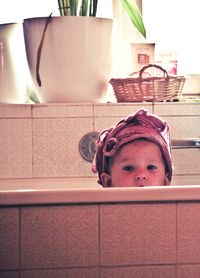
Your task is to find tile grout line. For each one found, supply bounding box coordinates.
[31,105,34,178]
[152,102,155,114]
[19,207,22,278]
[98,205,101,278]
[92,104,95,132]
[175,203,178,278]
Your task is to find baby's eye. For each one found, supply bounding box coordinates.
[147,165,157,171]
[123,165,134,172]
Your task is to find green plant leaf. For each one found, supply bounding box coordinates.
[82,0,89,16]
[69,0,77,15]
[91,0,98,16]
[58,0,65,15]
[57,0,145,37]
[120,0,146,38]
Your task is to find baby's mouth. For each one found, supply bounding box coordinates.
[134,182,145,187]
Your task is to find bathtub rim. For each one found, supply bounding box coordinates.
[0,178,200,206]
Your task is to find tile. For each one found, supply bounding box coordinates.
[100,265,176,278]
[154,103,200,116]
[33,118,94,177]
[94,103,152,117]
[171,175,200,186]
[0,119,32,178]
[21,268,98,278]
[0,104,31,118]
[177,264,200,278]
[172,149,200,175]
[177,203,200,263]
[32,104,93,118]
[100,203,176,265]
[0,272,19,278]
[0,208,19,269]
[21,205,99,268]
[94,117,124,133]
[163,116,200,138]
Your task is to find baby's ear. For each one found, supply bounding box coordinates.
[100,173,112,187]
[164,174,170,186]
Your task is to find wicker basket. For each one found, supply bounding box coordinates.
[110,64,186,102]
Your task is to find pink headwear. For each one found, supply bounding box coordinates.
[92,108,173,186]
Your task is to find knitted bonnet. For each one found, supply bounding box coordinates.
[92,108,172,186]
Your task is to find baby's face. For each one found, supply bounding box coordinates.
[101,140,170,187]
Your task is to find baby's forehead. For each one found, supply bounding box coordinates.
[111,138,162,160]
[108,140,164,168]
[120,138,161,151]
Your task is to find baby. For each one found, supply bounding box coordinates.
[92,108,172,187]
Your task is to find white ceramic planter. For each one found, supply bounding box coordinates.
[0,23,27,103]
[23,16,113,103]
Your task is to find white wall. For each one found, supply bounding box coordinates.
[143,0,200,74]
[0,0,57,23]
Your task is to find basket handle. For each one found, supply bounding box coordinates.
[139,64,169,80]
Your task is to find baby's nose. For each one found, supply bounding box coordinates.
[134,172,147,180]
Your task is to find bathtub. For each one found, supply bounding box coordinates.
[0,176,199,206]
[1,177,200,277]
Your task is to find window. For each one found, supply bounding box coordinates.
[143,0,200,75]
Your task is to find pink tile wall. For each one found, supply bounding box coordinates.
[177,265,200,278]
[21,205,99,268]
[154,103,200,116]
[2,202,200,277]
[0,105,32,179]
[173,149,200,175]
[33,117,94,177]
[32,103,93,118]
[0,103,199,179]
[32,104,94,178]
[163,116,200,139]
[0,104,31,118]
[0,272,19,278]
[177,203,200,263]
[21,268,98,278]
[94,103,152,134]
[100,265,176,278]
[0,119,32,178]
[100,203,176,266]
[0,208,19,270]
[94,103,152,117]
